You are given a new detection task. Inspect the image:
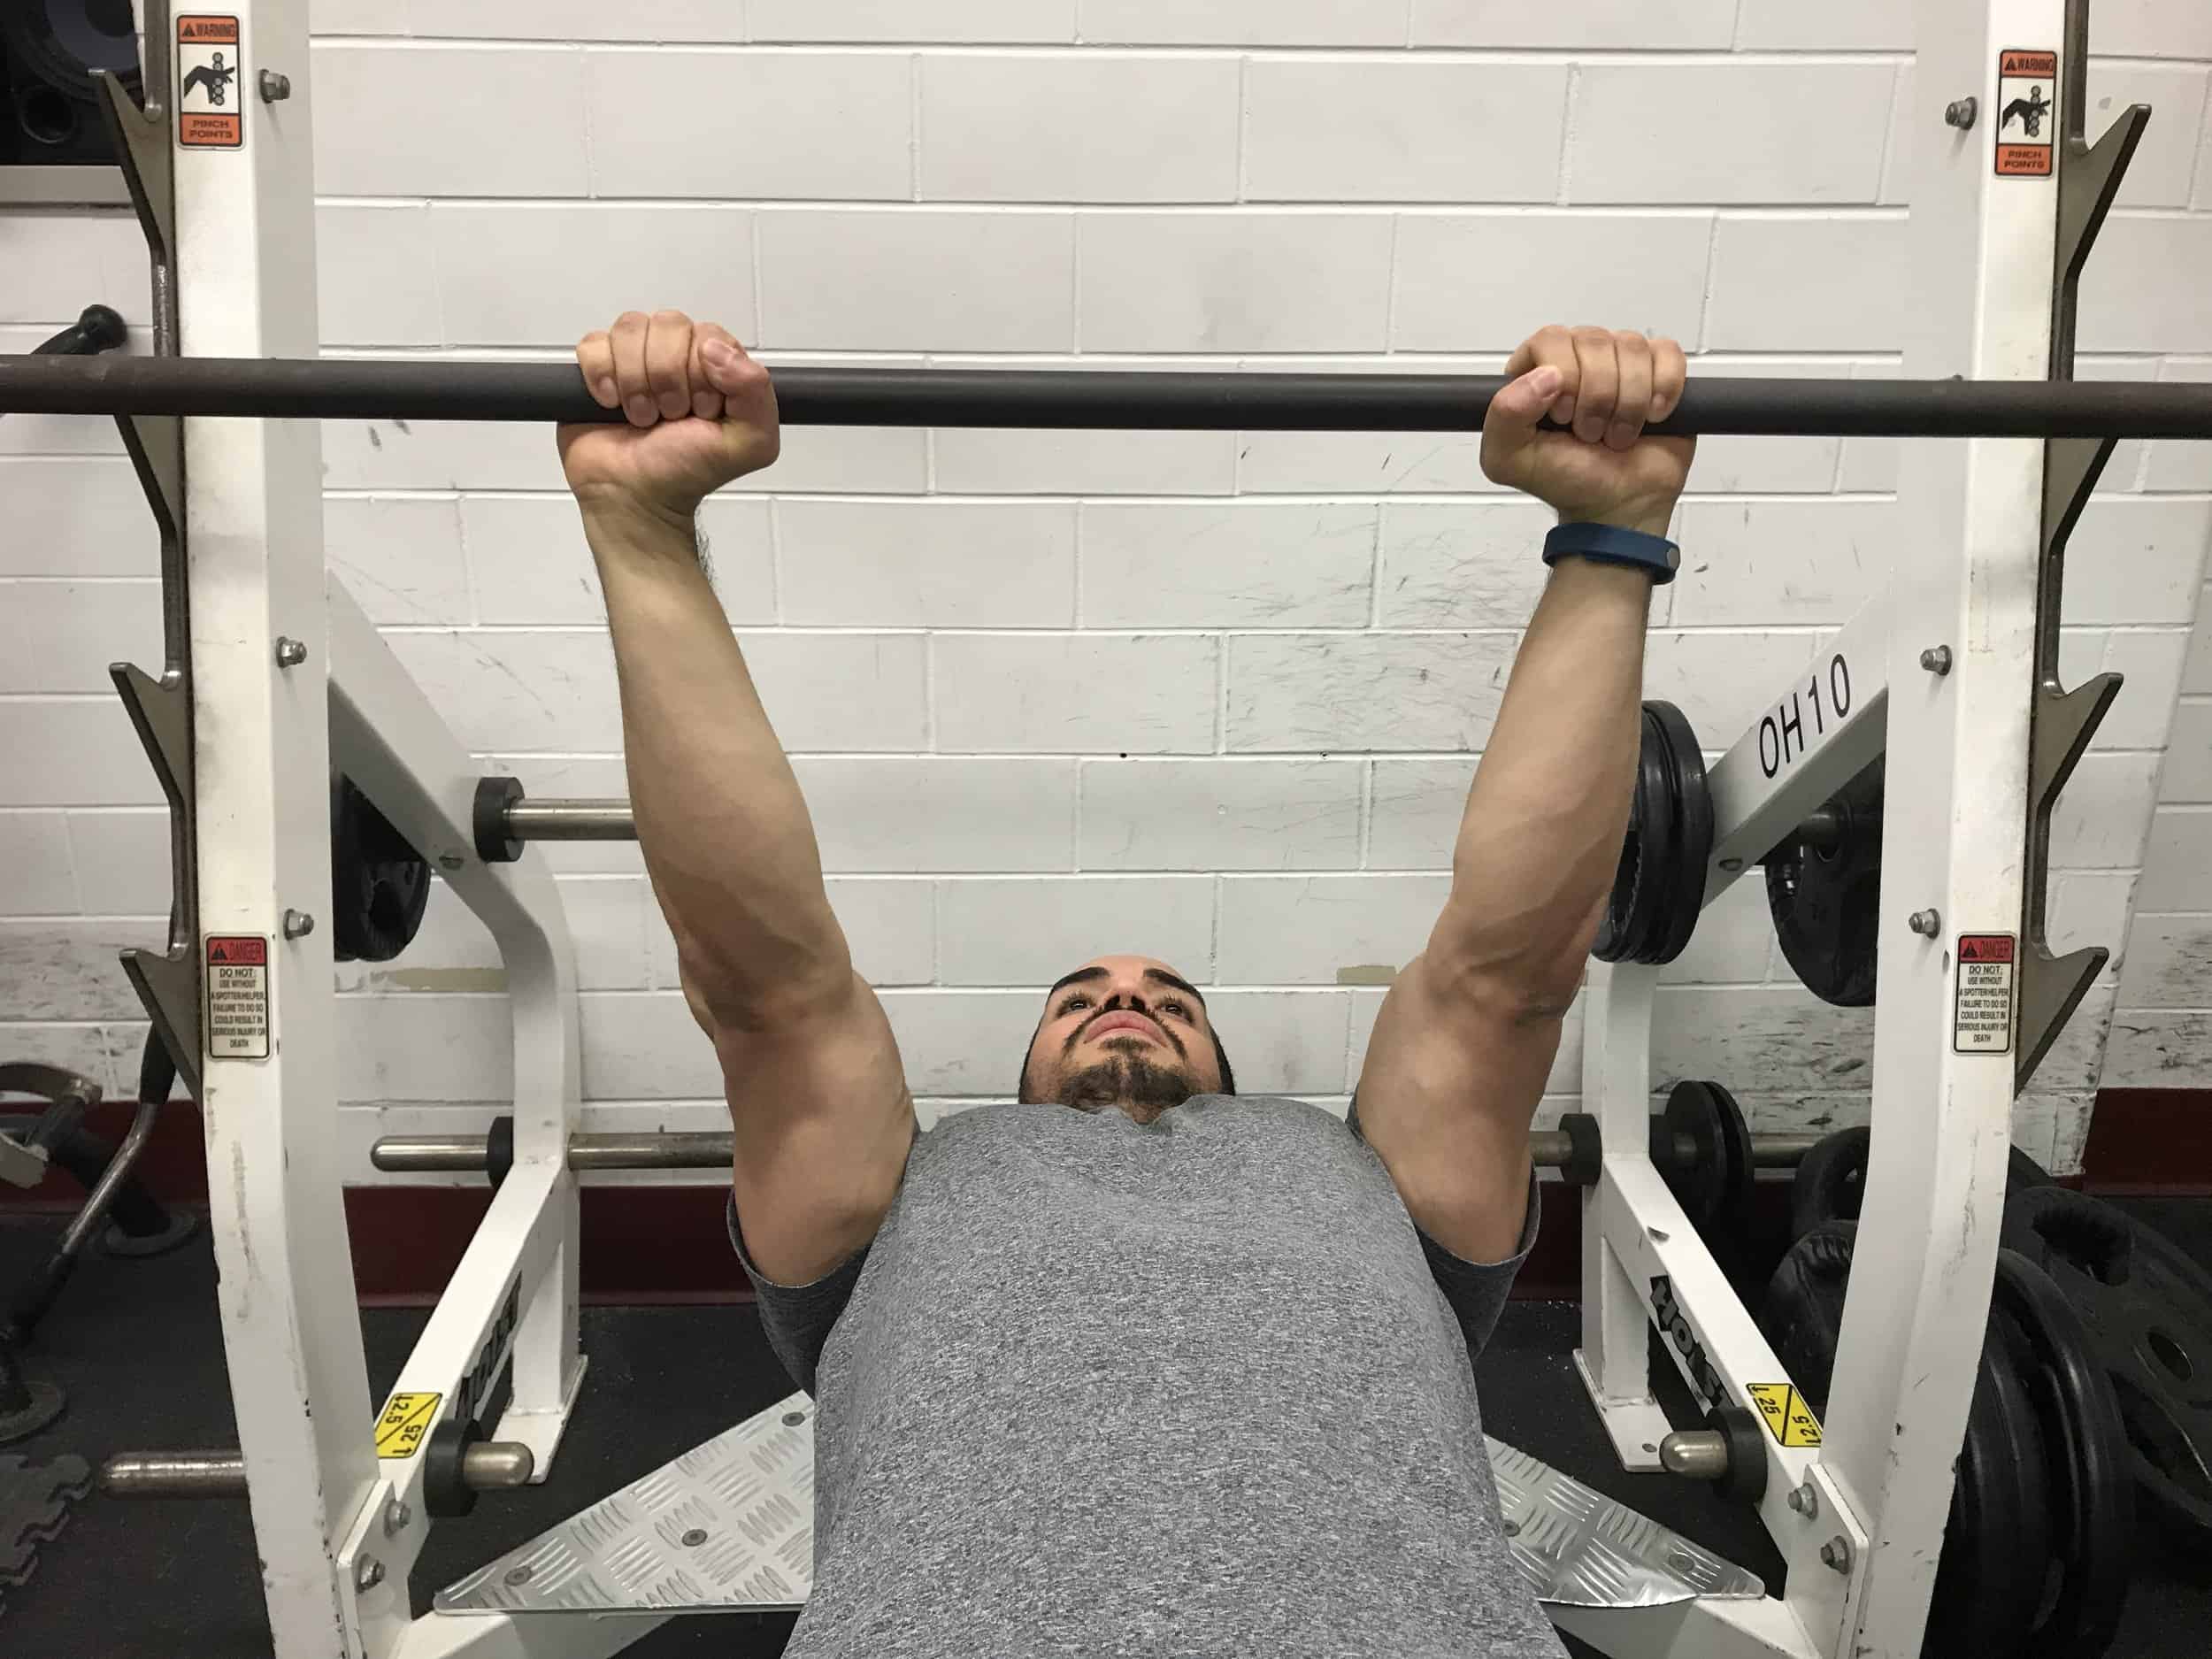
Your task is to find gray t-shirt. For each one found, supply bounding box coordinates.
[731,1093,1563,1657]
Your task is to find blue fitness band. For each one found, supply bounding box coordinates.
[1542,521,1680,586]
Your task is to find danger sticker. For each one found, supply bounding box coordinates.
[1747,1383,1822,1448]
[205,934,269,1059]
[374,1392,442,1460]
[177,15,243,149]
[1994,49,2057,177]
[1954,933,2016,1055]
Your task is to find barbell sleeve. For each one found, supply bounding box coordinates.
[12,355,2212,436]
[102,1440,533,1496]
[502,799,638,842]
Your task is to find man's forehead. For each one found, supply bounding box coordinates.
[1044,963,1206,1005]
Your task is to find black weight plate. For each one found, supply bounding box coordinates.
[1989,1248,2134,1659]
[331,774,432,964]
[1793,1126,2055,1244]
[1654,1079,1732,1231]
[1705,1079,1753,1223]
[1592,711,1658,962]
[1924,1286,2055,1659]
[1594,705,1681,966]
[2003,1187,2212,1544]
[1756,1218,1855,1417]
[1766,757,1884,1007]
[1624,708,1678,964]
[1760,1221,2055,1658]
[1644,700,1711,964]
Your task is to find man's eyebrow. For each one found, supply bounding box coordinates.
[1045,966,1110,1001]
[1041,966,1207,1009]
[1143,969,1206,1008]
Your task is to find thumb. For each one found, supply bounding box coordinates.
[1487,364,1563,432]
[699,334,750,395]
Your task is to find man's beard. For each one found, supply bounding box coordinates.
[1055,1038,1198,1125]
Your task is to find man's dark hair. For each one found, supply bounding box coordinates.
[1018,1025,1236,1105]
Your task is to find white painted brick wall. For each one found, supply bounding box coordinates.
[13,15,2212,1180]
[924,55,1239,204]
[2107,578,2212,1087]
[1240,61,1569,204]
[1565,66,1894,205]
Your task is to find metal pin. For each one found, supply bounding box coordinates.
[1820,1536,1854,1574]
[681,1527,709,1547]
[1787,1482,1819,1518]
[1919,644,1953,675]
[274,636,307,667]
[354,1556,385,1593]
[437,853,465,872]
[1944,97,1978,129]
[504,1564,534,1586]
[381,1497,411,1536]
[259,70,291,103]
[1908,909,1941,938]
[1718,856,1745,872]
[282,910,314,940]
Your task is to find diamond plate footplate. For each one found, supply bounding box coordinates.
[438,1394,1761,1616]
[435,1395,816,1614]
[1487,1440,1763,1607]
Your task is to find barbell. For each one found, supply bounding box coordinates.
[12,353,2212,436]
[367,1123,1825,1179]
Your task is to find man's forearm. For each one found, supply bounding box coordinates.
[580,496,847,1025]
[1433,557,1654,1010]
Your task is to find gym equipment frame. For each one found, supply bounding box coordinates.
[13,0,2178,1655]
[1569,2,2147,1655]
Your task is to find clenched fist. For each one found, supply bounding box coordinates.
[1481,326,1694,537]
[557,309,780,522]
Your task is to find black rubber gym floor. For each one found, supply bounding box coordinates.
[3,1198,2208,1659]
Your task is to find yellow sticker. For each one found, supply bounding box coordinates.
[1747,1383,1823,1448]
[373,1391,442,1459]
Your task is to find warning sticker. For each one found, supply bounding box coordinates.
[374,1392,442,1460]
[1955,933,2017,1055]
[204,934,270,1060]
[1747,1383,1823,1448]
[1994,49,2058,177]
[177,15,243,150]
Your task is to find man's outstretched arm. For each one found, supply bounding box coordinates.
[1354,326,1694,1264]
[563,310,916,1287]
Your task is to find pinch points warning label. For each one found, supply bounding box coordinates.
[177,16,243,150]
[1995,50,2057,178]
[1955,933,2016,1055]
[205,934,269,1059]
[1747,1383,1822,1448]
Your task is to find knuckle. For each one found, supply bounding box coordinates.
[651,307,691,326]
[615,310,649,330]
